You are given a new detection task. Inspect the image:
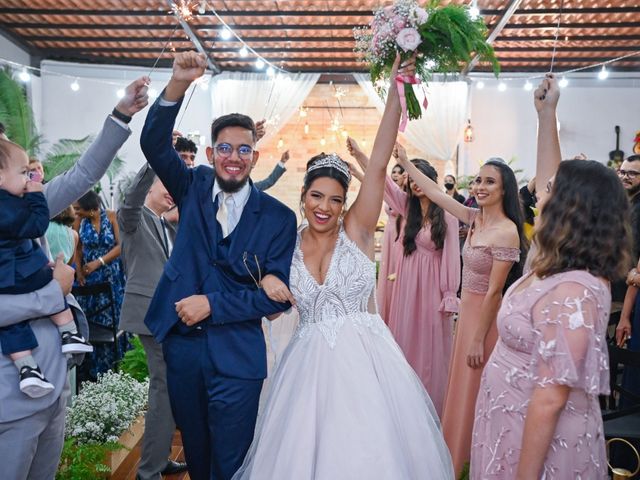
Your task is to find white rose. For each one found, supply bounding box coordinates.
[396,28,422,52]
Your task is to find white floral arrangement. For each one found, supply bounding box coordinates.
[65,371,149,444]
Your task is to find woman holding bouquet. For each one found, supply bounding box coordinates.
[393,147,525,477]
[232,55,454,480]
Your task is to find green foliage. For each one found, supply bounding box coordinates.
[56,438,122,480]
[0,68,42,155]
[118,335,149,382]
[43,136,124,183]
[418,3,500,77]
[458,461,470,480]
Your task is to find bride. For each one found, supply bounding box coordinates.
[232,56,454,480]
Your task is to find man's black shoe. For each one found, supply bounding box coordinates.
[161,460,188,475]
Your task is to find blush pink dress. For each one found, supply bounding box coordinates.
[377,203,403,323]
[441,209,520,477]
[384,177,461,415]
[471,271,610,479]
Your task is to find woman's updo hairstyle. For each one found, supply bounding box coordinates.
[301,153,352,202]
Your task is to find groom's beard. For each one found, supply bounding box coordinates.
[217,175,249,194]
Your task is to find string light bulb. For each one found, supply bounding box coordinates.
[304,122,309,134]
[18,68,30,82]
[220,27,232,40]
[198,0,207,14]
[239,46,248,57]
[524,80,533,91]
[475,80,484,90]
[320,137,326,146]
[559,77,569,88]
[255,58,265,70]
[116,88,125,99]
[70,79,80,91]
[598,65,609,80]
[266,66,275,77]
[498,82,507,92]
[277,138,284,149]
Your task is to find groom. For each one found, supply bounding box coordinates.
[140,51,297,480]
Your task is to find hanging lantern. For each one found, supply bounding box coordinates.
[464,119,474,143]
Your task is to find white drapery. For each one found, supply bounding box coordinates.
[210,72,320,146]
[354,74,469,168]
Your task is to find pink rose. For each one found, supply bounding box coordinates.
[414,8,429,25]
[393,17,406,32]
[396,27,421,52]
[383,6,394,18]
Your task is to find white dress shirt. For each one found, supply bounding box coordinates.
[212,179,251,236]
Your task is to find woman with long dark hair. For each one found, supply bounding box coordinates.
[471,76,630,478]
[395,146,525,477]
[384,157,459,415]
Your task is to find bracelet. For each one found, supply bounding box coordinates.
[111,107,132,124]
[98,257,106,266]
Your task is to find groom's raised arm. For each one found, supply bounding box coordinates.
[141,52,208,206]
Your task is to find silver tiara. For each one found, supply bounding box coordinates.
[306,153,351,183]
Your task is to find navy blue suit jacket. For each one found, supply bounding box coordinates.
[140,96,297,380]
[0,191,51,290]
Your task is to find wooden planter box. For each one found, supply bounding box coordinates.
[108,415,145,476]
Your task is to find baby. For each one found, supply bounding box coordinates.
[0,139,92,398]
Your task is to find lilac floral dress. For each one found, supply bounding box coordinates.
[471,270,610,479]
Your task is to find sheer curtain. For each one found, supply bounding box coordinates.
[211,72,320,145]
[354,73,469,166]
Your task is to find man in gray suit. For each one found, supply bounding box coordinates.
[118,164,187,479]
[0,76,149,480]
[254,150,289,191]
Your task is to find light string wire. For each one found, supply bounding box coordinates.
[549,0,565,73]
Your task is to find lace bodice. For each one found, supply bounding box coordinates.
[290,225,383,347]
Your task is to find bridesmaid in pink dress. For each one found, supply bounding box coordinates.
[471,74,631,480]
[395,148,525,477]
[383,160,461,415]
[377,164,405,323]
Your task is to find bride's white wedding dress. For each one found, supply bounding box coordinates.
[233,226,454,479]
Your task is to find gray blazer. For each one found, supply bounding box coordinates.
[118,164,177,335]
[254,163,286,191]
[0,116,130,423]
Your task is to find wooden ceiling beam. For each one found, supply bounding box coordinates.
[1,6,640,16]
[5,21,640,31]
[35,45,640,55]
[21,34,640,43]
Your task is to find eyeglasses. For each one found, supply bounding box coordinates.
[617,169,640,179]
[214,143,254,160]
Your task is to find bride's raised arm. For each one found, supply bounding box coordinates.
[394,144,475,225]
[344,54,413,248]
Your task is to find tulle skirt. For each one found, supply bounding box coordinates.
[233,312,454,479]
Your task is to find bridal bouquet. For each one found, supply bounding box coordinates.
[354,0,500,130]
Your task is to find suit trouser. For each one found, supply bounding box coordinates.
[138,334,176,480]
[0,389,67,480]
[163,331,263,480]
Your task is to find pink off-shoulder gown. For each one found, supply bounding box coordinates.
[384,177,461,415]
[441,209,520,477]
[471,271,610,479]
